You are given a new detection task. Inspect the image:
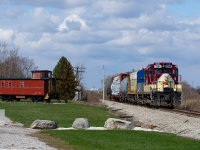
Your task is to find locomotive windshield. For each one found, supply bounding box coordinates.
[163,69,171,73]
[155,69,171,74]
[155,69,162,74]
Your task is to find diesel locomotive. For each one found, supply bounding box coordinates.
[107,62,182,108]
[0,70,58,102]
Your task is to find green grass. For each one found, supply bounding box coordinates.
[0,101,116,127]
[0,101,200,150]
[43,130,200,150]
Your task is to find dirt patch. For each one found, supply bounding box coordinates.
[28,132,76,150]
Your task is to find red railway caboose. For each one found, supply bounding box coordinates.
[0,70,58,102]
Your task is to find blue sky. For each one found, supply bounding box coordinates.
[167,0,200,20]
[0,0,200,89]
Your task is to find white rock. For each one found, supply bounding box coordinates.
[104,118,134,130]
[72,118,90,129]
[30,120,57,129]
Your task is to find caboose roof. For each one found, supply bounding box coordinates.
[0,77,56,80]
[31,70,52,72]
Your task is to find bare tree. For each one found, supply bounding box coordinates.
[0,41,38,78]
[180,81,200,110]
[74,63,86,84]
[0,41,9,77]
[196,86,200,94]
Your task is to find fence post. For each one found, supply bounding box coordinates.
[0,109,5,125]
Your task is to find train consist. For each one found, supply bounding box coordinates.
[107,62,182,108]
[0,70,58,102]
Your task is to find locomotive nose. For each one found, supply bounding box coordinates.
[157,73,175,92]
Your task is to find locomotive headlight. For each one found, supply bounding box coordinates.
[174,88,177,92]
[157,88,160,92]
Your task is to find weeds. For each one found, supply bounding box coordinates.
[81,90,102,103]
[181,81,200,111]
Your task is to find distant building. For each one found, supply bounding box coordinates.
[89,85,98,92]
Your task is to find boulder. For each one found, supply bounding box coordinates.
[104,118,134,130]
[72,118,90,129]
[30,120,57,129]
[141,123,153,129]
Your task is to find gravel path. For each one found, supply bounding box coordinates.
[0,117,57,150]
[103,100,200,140]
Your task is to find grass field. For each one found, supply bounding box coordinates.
[0,101,200,150]
[43,130,200,150]
[0,101,115,127]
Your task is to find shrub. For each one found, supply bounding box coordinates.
[81,90,102,103]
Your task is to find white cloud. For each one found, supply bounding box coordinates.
[17,7,61,33]
[4,7,23,19]
[181,18,200,25]
[0,28,14,41]
[57,14,89,32]
[0,0,91,8]
[1,0,200,88]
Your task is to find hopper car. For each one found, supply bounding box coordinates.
[107,62,182,108]
[0,70,58,102]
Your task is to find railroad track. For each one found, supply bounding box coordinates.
[158,107,200,118]
[106,99,200,118]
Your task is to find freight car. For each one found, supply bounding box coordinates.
[107,62,182,108]
[0,70,58,102]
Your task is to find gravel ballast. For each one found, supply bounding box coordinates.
[0,117,56,149]
[103,100,200,140]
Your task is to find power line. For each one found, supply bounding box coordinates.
[73,66,86,101]
[73,66,86,84]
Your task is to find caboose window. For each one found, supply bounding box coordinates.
[1,82,4,87]
[32,73,36,77]
[41,72,44,78]
[149,69,153,76]
[163,69,171,73]
[9,82,12,87]
[48,72,51,77]
[173,69,177,76]
[20,82,23,87]
[155,69,162,74]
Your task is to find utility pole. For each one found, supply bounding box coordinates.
[103,65,105,103]
[73,66,86,100]
[73,66,86,84]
